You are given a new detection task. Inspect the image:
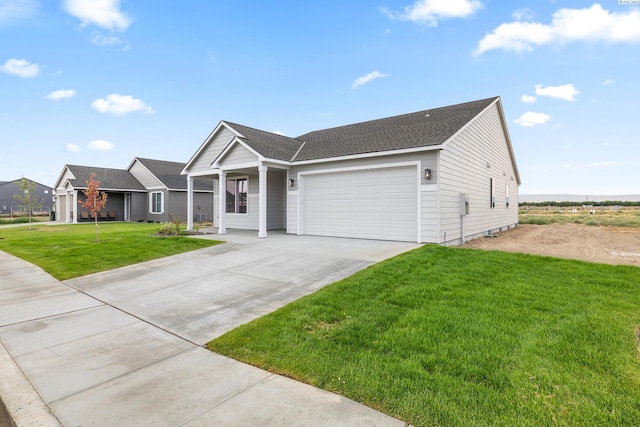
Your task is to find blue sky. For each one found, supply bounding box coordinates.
[1,0,639,195]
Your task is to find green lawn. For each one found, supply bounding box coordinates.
[0,222,222,280]
[208,245,640,426]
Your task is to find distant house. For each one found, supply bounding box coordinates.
[0,179,53,215]
[53,158,214,223]
[182,96,521,245]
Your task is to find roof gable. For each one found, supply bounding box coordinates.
[223,122,304,162]
[133,158,214,191]
[212,138,261,168]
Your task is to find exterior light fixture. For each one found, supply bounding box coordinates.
[424,169,432,180]
[288,178,295,187]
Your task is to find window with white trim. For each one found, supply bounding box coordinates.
[505,184,510,208]
[150,191,163,214]
[226,177,247,214]
[490,178,495,208]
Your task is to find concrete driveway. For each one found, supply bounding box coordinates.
[0,230,419,426]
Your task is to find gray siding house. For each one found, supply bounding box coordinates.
[182,96,521,245]
[53,158,214,224]
[0,179,53,215]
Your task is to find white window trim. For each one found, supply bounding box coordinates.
[225,176,249,215]
[505,184,510,208]
[150,191,164,214]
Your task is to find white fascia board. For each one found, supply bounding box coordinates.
[182,121,245,174]
[53,166,74,191]
[291,144,442,166]
[494,98,522,185]
[187,170,218,178]
[439,100,500,151]
[218,161,261,171]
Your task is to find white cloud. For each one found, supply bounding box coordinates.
[521,94,536,103]
[0,0,39,24]
[602,78,614,85]
[352,71,388,89]
[382,0,483,26]
[63,0,131,31]
[46,89,76,100]
[1,58,40,78]
[535,83,579,101]
[91,32,123,46]
[475,4,640,56]
[91,94,154,115]
[66,143,81,152]
[512,8,534,22]
[514,111,551,127]
[87,139,115,151]
[272,130,285,136]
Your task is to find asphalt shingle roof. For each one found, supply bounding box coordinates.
[218,97,497,163]
[293,97,497,161]
[222,122,304,162]
[66,165,146,191]
[134,158,214,191]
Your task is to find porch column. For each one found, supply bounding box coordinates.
[186,176,194,231]
[72,191,78,223]
[218,170,226,234]
[258,165,267,238]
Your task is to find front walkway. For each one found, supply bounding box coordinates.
[0,231,419,426]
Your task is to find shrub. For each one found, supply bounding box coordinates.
[157,222,178,236]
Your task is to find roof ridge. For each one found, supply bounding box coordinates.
[297,96,499,138]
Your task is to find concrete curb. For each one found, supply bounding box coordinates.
[0,341,61,426]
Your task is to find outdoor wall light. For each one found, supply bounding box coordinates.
[424,168,432,180]
[288,178,295,187]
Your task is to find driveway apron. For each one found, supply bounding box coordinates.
[0,231,419,426]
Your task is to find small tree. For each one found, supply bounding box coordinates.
[78,173,108,242]
[13,178,43,230]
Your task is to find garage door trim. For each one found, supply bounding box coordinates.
[297,161,422,243]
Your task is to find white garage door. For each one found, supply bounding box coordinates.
[302,166,417,242]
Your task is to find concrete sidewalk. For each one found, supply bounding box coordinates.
[0,230,419,426]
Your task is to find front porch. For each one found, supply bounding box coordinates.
[186,166,287,238]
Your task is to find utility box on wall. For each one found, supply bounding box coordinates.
[460,193,469,216]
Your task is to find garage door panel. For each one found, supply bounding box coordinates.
[302,166,417,242]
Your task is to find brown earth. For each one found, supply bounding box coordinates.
[462,223,640,267]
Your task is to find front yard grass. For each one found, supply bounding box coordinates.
[0,222,222,280]
[208,245,640,426]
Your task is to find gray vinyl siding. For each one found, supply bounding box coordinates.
[267,170,286,230]
[420,188,439,243]
[439,103,519,245]
[287,192,298,233]
[218,143,258,166]
[166,191,186,222]
[129,161,163,188]
[193,192,214,222]
[130,192,147,222]
[187,128,236,174]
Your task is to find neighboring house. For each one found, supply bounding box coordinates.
[53,158,214,224]
[182,96,521,245]
[0,179,53,215]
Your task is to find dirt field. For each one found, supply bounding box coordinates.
[462,223,640,267]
